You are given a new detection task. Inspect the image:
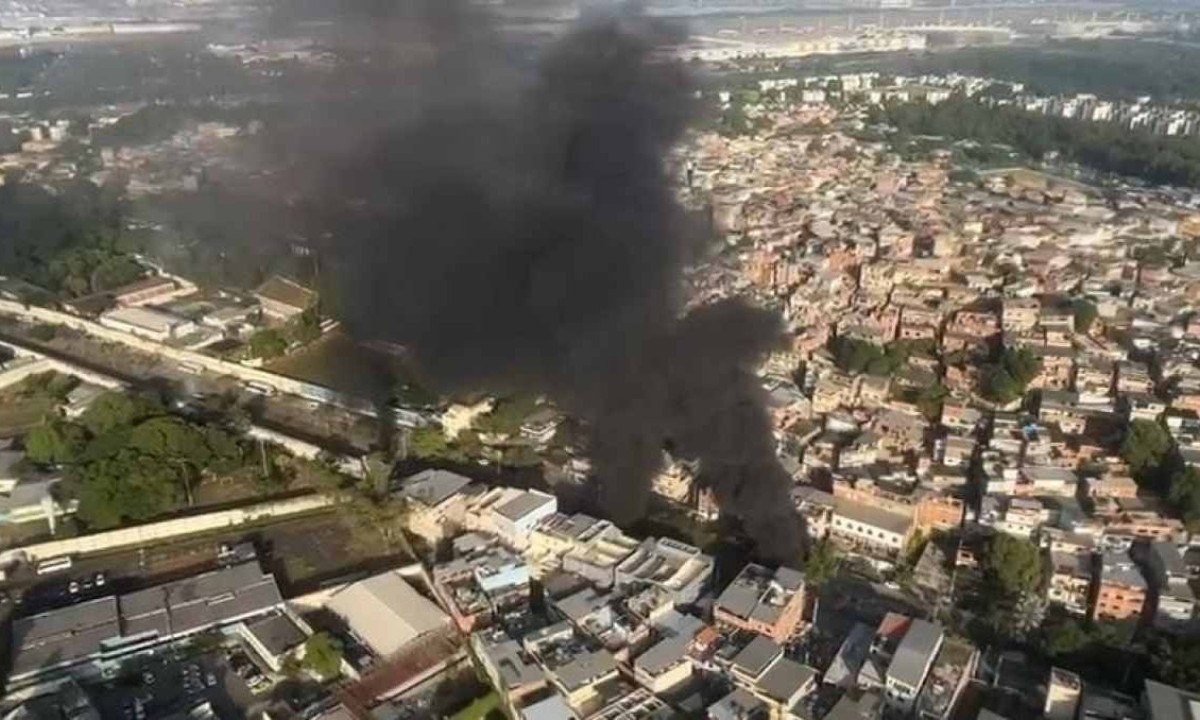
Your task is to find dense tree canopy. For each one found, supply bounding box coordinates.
[979,346,1040,404]
[1121,419,1174,489]
[24,419,87,465]
[1149,632,1200,693]
[874,95,1200,188]
[1169,465,1200,532]
[831,337,931,377]
[1073,300,1098,334]
[0,179,133,298]
[79,392,164,437]
[248,328,289,360]
[859,40,1200,103]
[984,533,1044,597]
[24,391,248,528]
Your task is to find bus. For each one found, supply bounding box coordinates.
[179,360,205,375]
[35,556,73,575]
[244,381,276,397]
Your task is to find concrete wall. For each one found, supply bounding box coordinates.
[0,494,332,565]
[0,356,55,391]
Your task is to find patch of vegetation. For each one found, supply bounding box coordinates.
[450,692,503,720]
[23,391,272,528]
[874,95,1200,188]
[301,632,344,681]
[831,337,934,377]
[978,346,1040,404]
[1073,299,1098,334]
[248,328,289,360]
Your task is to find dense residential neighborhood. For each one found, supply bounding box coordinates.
[3,1,1200,720]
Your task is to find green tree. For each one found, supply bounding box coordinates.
[803,540,842,589]
[1041,614,1091,657]
[474,396,539,436]
[983,533,1044,597]
[72,451,184,528]
[1073,299,1098,334]
[289,308,322,345]
[302,632,344,681]
[1169,465,1200,531]
[24,419,87,465]
[1121,419,1173,489]
[916,384,949,422]
[407,424,452,460]
[79,391,162,436]
[91,255,145,292]
[248,328,288,359]
[1149,632,1200,693]
[979,346,1041,404]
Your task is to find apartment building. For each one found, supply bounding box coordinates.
[1092,552,1148,622]
[1048,552,1094,616]
[884,619,944,713]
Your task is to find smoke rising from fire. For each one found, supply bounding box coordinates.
[268,0,802,560]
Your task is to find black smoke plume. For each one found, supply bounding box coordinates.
[268,0,802,561]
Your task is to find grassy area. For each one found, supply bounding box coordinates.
[450,692,503,720]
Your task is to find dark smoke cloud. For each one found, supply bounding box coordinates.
[259,0,801,561]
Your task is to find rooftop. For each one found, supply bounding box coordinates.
[887,618,944,689]
[100,306,186,333]
[731,635,783,679]
[394,469,472,507]
[493,489,556,522]
[1143,679,1200,720]
[833,496,912,535]
[708,687,767,720]
[552,648,617,692]
[715,563,805,627]
[756,656,817,704]
[10,597,120,678]
[326,570,449,658]
[253,275,315,311]
[634,634,690,676]
[243,611,306,658]
[119,561,282,639]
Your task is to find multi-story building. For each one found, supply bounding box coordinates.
[830,496,912,560]
[916,636,978,720]
[726,636,819,719]
[99,306,197,342]
[253,274,316,321]
[527,513,639,586]
[1030,346,1074,391]
[1048,552,1094,616]
[463,487,558,551]
[1003,298,1040,333]
[884,619,944,713]
[395,468,474,544]
[1092,551,1148,622]
[615,537,713,605]
[713,564,807,643]
[431,534,531,632]
[1044,668,1082,720]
